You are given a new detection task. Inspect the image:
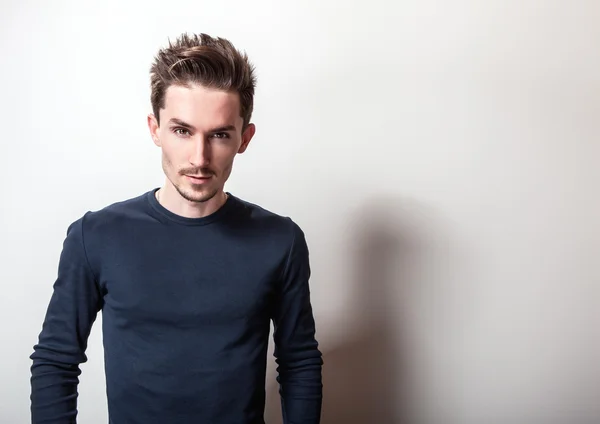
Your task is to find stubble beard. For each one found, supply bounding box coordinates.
[175,182,219,203]
[163,157,220,204]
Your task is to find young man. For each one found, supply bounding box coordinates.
[30,33,323,424]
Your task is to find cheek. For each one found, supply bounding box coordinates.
[160,146,182,172]
[161,140,184,162]
[214,148,238,170]
[161,147,172,164]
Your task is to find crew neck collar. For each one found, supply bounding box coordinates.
[146,188,238,226]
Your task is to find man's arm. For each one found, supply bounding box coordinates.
[272,220,323,424]
[30,214,103,423]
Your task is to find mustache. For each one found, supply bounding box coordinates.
[179,167,215,176]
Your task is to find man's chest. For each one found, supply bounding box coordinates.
[98,245,282,328]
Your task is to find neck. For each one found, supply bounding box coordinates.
[156,183,228,219]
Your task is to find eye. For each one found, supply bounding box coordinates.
[172,127,191,137]
[211,132,230,139]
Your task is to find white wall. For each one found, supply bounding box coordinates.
[1,1,599,423]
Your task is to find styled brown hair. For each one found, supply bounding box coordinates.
[150,33,256,130]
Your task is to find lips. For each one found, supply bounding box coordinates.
[185,174,212,184]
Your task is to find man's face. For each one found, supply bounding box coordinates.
[148,84,255,203]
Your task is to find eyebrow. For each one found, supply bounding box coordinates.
[167,118,236,133]
[210,125,237,133]
[168,118,195,130]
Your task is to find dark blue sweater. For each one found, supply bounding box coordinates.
[30,189,323,424]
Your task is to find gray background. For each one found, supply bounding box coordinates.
[1,0,599,423]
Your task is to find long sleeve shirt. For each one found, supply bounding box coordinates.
[30,189,323,424]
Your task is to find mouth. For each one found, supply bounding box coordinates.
[185,175,212,184]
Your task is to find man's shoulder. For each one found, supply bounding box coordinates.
[74,189,153,232]
[231,195,305,239]
[234,195,287,220]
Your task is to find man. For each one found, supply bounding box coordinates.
[30,32,323,424]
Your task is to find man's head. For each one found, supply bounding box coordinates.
[147,33,256,203]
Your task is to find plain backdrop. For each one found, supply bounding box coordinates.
[1,1,599,423]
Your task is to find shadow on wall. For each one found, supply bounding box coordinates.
[266,198,434,424]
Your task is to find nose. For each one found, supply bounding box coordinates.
[189,137,210,167]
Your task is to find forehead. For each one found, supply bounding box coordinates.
[161,84,241,128]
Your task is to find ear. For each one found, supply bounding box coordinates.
[148,113,161,147]
[238,123,256,154]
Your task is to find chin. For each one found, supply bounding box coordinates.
[178,184,219,203]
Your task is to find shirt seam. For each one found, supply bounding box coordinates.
[80,211,99,284]
[277,217,296,287]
